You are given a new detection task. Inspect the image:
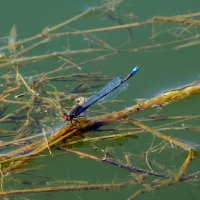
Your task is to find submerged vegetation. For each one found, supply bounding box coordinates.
[0,1,200,199]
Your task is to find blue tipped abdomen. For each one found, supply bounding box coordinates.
[125,66,140,80]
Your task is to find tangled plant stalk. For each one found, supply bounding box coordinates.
[0,2,200,199]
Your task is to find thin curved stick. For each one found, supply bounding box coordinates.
[0,180,132,197]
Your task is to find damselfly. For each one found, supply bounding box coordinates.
[62,66,140,122]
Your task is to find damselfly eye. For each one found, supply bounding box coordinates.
[61,113,74,121]
[67,116,73,121]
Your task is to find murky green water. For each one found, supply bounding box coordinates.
[0,0,200,199]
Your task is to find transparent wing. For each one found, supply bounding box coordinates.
[98,81,128,103]
[83,77,124,106]
[75,77,126,115]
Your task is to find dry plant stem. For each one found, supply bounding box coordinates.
[16,38,50,57]
[0,84,21,102]
[128,120,196,199]
[50,13,200,38]
[0,12,199,69]
[153,16,200,25]
[182,171,200,180]
[1,34,199,70]
[0,120,90,173]
[0,105,30,123]
[0,83,199,173]
[130,168,198,200]
[0,99,27,105]
[131,120,191,151]
[0,48,104,68]
[175,149,196,181]
[59,147,169,178]
[176,40,200,49]
[64,130,140,146]
[2,84,21,94]
[0,8,95,52]
[92,83,200,124]
[0,180,132,197]
[0,132,48,148]
[128,179,173,200]
[0,10,199,53]
[58,114,200,146]
[17,108,33,137]
[130,120,196,177]
[52,20,152,37]
[130,154,196,200]
[129,35,200,52]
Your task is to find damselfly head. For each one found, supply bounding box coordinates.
[66,115,73,121]
[62,113,74,122]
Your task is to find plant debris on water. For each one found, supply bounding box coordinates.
[0,1,200,199]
